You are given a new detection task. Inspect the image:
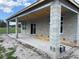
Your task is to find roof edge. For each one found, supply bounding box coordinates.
[6,0,45,21]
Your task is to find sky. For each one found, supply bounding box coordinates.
[0,0,79,20]
[0,0,37,20]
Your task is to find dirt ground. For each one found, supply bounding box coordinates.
[0,35,50,59]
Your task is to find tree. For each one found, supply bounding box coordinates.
[0,20,6,27]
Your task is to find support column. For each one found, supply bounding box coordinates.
[21,22,23,33]
[6,20,9,34]
[15,18,18,38]
[49,0,61,59]
[77,13,79,40]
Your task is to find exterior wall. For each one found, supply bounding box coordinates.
[61,13,77,40]
[21,13,77,40]
[77,14,79,40]
[36,16,49,35]
[21,15,50,36]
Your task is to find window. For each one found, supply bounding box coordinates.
[22,22,26,30]
[60,17,63,33]
[31,24,36,34]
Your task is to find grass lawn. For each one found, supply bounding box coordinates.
[0,45,17,59]
[0,27,21,34]
[0,27,6,34]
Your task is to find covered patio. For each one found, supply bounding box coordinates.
[6,0,79,59]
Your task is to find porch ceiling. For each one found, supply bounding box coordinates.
[62,6,76,16]
[18,6,75,21]
[19,7,50,21]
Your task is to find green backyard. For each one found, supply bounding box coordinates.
[0,27,21,34]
